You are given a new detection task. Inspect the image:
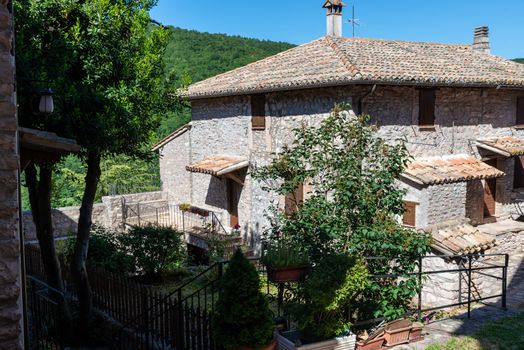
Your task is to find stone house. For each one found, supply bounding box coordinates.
[155,2,524,254]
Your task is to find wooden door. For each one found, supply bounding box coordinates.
[402,201,417,227]
[227,179,242,227]
[483,159,497,218]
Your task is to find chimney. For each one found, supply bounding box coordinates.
[473,26,490,54]
[323,0,346,37]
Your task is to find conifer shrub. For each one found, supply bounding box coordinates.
[213,249,275,350]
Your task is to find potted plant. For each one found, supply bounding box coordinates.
[261,242,309,283]
[178,203,191,212]
[276,254,368,350]
[213,249,276,350]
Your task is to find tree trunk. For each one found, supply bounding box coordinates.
[25,163,66,292]
[25,162,72,334]
[71,150,101,336]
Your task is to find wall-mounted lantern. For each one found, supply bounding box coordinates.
[38,88,54,115]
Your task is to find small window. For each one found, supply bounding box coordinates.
[285,184,304,215]
[515,156,524,189]
[251,94,266,130]
[517,97,524,127]
[402,201,417,227]
[419,89,436,127]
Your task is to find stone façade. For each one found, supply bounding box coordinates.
[0,0,23,348]
[158,84,524,247]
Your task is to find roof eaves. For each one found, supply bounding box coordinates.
[151,123,192,152]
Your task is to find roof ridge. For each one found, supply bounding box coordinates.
[325,36,361,78]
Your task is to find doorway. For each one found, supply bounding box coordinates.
[483,158,497,222]
[227,178,242,227]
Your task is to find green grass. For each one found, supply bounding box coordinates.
[427,312,524,350]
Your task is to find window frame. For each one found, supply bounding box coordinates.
[251,94,266,130]
[418,89,436,128]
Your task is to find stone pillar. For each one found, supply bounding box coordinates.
[0,0,24,348]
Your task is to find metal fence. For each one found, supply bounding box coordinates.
[25,245,510,350]
[26,275,67,350]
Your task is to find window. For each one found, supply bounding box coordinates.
[517,97,524,127]
[418,89,436,127]
[251,94,266,130]
[515,156,524,189]
[402,201,417,227]
[285,184,304,215]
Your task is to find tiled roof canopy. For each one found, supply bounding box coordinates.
[431,224,497,255]
[186,155,249,177]
[188,36,524,99]
[476,137,524,157]
[401,155,504,185]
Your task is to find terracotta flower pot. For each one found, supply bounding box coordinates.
[241,339,277,350]
[355,336,384,350]
[383,319,412,347]
[266,266,309,283]
[408,323,424,343]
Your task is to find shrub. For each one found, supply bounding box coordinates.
[119,225,186,277]
[61,226,132,273]
[256,105,432,321]
[288,255,368,342]
[213,249,274,350]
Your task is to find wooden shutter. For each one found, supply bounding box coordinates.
[402,201,417,227]
[285,184,304,215]
[419,89,436,126]
[515,156,524,189]
[517,97,524,126]
[251,94,266,130]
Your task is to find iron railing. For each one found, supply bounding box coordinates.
[26,275,67,350]
[26,245,510,350]
[123,202,230,237]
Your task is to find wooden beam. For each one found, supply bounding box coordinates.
[21,148,62,165]
[224,172,244,186]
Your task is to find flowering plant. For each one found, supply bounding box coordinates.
[231,224,241,236]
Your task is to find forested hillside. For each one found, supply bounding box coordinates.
[27,28,294,210]
[515,58,524,64]
[164,27,295,86]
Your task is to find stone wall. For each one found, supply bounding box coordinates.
[23,191,164,240]
[158,128,192,204]
[0,0,23,348]
[165,85,524,245]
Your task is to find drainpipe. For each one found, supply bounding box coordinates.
[358,85,377,115]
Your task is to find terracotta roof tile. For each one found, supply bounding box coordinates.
[402,155,504,185]
[431,224,497,255]
[186,155,249,176]
[188,36,524,99]
[477,137,524,157]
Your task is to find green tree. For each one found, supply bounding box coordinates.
[213,250,275,350]
[255,105,432,320]
[15,0,176,334]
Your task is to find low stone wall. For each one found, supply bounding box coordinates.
[23,191,165,241]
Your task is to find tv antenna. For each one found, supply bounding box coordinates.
[347,5,360,38]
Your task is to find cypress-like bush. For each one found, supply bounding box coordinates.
[212,249,274,350]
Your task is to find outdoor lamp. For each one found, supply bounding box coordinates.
[38,88,54,114]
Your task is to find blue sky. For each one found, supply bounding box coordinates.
[151,0,524,59]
